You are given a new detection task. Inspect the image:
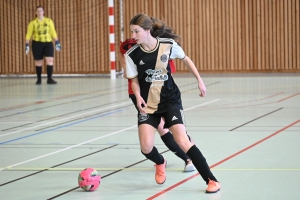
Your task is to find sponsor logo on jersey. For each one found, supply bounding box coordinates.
[145,69,168,83]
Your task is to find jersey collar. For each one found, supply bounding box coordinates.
[140,38,159,53]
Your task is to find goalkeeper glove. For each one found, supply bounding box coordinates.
[55,40,61,51]
[25,43,30,54]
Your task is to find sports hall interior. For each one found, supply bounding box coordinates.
[0,0,299,200]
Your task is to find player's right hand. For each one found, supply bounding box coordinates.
[136,96,147,114]
[25,43,29,54]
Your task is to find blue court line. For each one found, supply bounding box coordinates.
[0,109,122,145]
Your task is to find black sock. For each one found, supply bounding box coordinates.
[142,146,164,165]
[186,145,218,184]
[161,132,190,164]
[36,66,42,81]
[47,65,53,79]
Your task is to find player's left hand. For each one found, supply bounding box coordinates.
[55,40,61,51]
[198,81,206,97]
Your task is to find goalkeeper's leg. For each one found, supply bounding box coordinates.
[32,41,44,85]
[45,42,57,84]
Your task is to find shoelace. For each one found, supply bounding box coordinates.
[155,163,165,176]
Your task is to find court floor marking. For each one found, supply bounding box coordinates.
[0,81,219,133]
[0,93,81,112]
[0,109,124,145]
[201,92,300,111]
[0,97,128,124]
[277,92,300,102]
[220,92,284,106]
[3,167,300,171]
[0,101,131,138]
[146,119,300,200]
[229,107,283,131]
[0,99,220,171]
[34,105,130,131]
[0,99,220,145]
[0,84,128,112]
[0,125,137,172]
[46,150,170,200]
[0,79,204,114]
[46,118,299,200]
[1,98,129,131]
[0,145,118,187]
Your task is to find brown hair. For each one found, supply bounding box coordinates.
[36,6,44,11]
[130,14,181,45]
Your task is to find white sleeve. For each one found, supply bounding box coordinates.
[125,53,138,78]
[170,41,186,59]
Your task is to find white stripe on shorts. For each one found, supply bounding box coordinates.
[180,109,186,126]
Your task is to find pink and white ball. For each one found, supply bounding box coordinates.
[78,168,101,191]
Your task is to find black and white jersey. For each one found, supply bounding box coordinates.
[125,38,186,114]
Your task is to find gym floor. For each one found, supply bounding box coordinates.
[0,73,299,200]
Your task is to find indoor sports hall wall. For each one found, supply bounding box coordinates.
[0,0,122,74]
[122,0,300,72]
[0,0,299,75]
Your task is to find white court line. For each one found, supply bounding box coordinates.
[185,99,220,111]
[0,125,137,171]
[0,99,219,171]
[0,121,34,124]
[0,102,131,138]
[0,122,34,123]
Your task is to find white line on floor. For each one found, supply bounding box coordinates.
[0,102,132,138]
[0,99,219,171]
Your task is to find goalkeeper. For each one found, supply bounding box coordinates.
[25,6,61,85]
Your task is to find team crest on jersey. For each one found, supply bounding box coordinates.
[138,113,149,122]
[160,54,168,62]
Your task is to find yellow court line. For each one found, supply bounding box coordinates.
[3,167,300,171]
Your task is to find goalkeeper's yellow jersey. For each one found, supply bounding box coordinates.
[26,17,57,42]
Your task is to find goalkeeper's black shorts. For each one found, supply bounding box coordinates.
[32,40,54,60]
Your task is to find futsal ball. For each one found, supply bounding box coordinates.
[78,168,101,191]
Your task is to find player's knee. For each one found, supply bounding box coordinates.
[140,142,153,154]
[174,137,192,152]
[45,57,53,65]
[46,61,53,65]
[157,127,168,136]
[35,60,43,66]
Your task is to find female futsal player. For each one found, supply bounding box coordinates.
[119,38,196,172]
[125,14,221,193]
[25,6,61,84]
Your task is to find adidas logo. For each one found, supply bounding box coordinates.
[139,60,145,65]
[172,116,178,121]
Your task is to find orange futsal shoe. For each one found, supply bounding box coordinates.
[154,159,167,184]
[206,179,221,193]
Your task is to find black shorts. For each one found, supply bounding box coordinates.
[138,109,186,129]
[129,94,186,129]
[32,40,54,60]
